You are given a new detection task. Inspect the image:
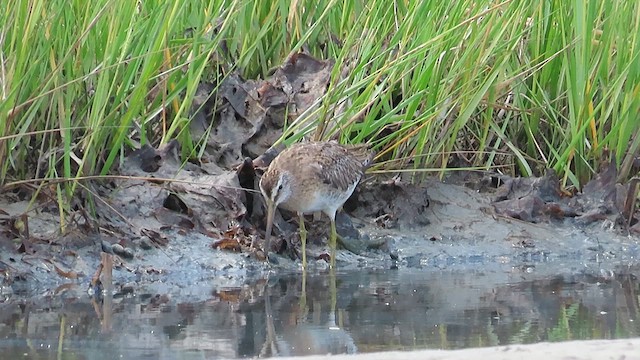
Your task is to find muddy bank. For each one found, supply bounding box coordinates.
[1,52,639,298]
[1,167,639,299]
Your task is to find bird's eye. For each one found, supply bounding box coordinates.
[278,184,283,190]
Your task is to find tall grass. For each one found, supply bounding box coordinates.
[1,0,638,211]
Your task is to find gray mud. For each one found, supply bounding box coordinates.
[1,174,638,301]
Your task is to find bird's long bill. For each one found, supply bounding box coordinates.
[264,201,275,254]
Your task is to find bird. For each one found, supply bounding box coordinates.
[259,141,373,269]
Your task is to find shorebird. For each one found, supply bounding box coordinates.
[259,141,373,269]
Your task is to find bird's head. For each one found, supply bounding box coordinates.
[259,168,293,252]
[259,168,292,208]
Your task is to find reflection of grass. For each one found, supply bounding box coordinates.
[616,276,640,338]
[438,323,448,350]
[548,300,640,342]
[339,273,640,353]
[506,319,535,344]
[349,280,640,354]
[548,303,579,341]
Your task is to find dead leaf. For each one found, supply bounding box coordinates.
[49,260,81,280]
[163,193,190,215]
[214,288,241,302]
[212,237,241,252]
[140,228,169,247]
[317,252,331,263]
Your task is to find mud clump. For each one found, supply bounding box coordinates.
[349,178,431,229]
[491,162,638,231]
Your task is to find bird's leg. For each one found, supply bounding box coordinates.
[298,266,308,322]
[264,202,275,262]
[298,212,307,270]
[329,265,337,325]
[329,217,337,269]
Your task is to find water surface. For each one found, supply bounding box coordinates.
[0,268,638,359]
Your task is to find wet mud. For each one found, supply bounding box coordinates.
[1,165,639,300]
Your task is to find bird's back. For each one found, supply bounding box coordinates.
[275,141,372,190]
[270,141,373,215]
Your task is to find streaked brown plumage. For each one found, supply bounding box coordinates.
[259,141,373,269]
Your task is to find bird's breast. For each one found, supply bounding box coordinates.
[278,182,358,217]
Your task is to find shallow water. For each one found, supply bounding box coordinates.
[0,268,639,359]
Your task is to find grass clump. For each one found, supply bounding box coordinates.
[1,0,639,211]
